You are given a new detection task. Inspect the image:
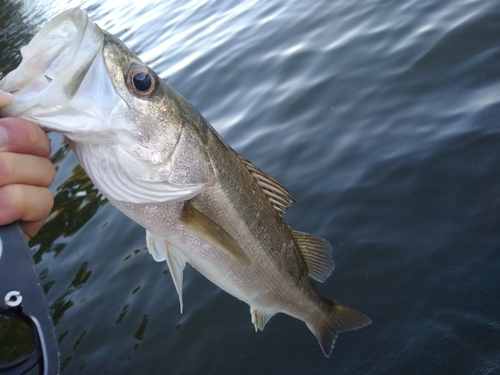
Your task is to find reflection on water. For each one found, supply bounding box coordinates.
[0,315,34,364]
[0,0,47,79]
[31,140,107,261]
[52,261,92,324]
[26,139,106,371]
[0,0,30,78]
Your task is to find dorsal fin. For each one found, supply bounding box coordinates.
[291,230,334,282]
[239,155,296,215]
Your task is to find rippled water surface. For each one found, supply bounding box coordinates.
[1,0,500,373]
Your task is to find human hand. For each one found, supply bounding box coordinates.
[0,117,56,240]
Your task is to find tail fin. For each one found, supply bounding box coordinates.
[308,300,371,357]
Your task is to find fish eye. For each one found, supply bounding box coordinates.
[126,64,158,98]
[133,72,152,92]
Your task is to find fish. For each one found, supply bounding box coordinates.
[0,8,370,356]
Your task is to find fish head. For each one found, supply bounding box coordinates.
[1,8,178,153]
[0,8,212,205]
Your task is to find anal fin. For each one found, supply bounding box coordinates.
[146,231,186,313]
[250,307,276,332]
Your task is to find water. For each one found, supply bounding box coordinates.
[1,0,500,373]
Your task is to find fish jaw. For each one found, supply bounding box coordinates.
[0,8,121,141]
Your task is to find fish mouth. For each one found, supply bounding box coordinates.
[0,8,102,94]
[0,8,108,125]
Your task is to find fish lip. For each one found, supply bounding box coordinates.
[0,8,104,115]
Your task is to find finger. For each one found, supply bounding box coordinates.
[0,117,51,157]
[0,184,54,228]
[0,152,56,188]
[20,219,48,241]
[0,90,15,108]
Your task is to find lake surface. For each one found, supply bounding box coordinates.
[1,0,500,374]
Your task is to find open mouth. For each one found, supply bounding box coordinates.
[0,8,103,99]
[0,8,116,141]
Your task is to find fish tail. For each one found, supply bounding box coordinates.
[308,299,371,357]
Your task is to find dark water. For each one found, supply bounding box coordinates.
[1,0,500,373]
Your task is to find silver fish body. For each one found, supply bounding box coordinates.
[0,8,370,356]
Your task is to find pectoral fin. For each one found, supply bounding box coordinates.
[181,201,249,265]
[146,231,186,313]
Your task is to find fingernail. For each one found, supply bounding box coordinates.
[0,90,15,108]
[0,124,8,150]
